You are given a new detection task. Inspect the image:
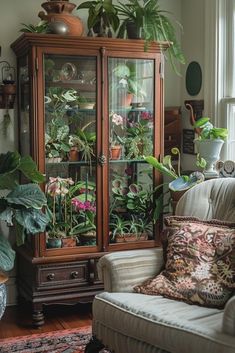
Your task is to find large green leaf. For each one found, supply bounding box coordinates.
[6,184,47,209]
[145,156,177,179]
[0,151,20,175]
[0,207,14,225]
[15,208,50,237]
[19,156,45,183]
[0,235,15,272]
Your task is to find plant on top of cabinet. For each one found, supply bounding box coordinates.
[77,0,120,37]
[116,0,185,75]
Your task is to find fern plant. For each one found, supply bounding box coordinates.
[116,0,185,75]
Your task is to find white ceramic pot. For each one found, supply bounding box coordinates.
[194,139,224,177]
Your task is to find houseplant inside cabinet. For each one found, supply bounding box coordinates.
[11,33,168,326]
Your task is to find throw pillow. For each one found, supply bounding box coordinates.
[134,216,235,308]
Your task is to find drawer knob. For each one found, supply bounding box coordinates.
[71,271,79,279]
[47,273,55,281]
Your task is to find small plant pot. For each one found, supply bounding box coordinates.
[46,157,62,163]
[46,238,62,249]
[3,83,16,95]
[115,233,148,243]
[79,231,96,245]
[110,145,122,160]
[79,102,95,109]
[68,147,79,161]
[61,237,77,247]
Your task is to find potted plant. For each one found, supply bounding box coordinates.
[109,112,125,159]
[45,118,70,162]
[77,95,95,110]
[194,117,228,177]
[145,147,206,213]
[116,0,185,74]
[45,88,79,162]
[124,119,152,159]
[112,63,146,106]
[46,177,97,247]
[69,121,96,167]
[77,0,120,37]
[0,151,49,318]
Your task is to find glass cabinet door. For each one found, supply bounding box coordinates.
[108,58,157,245]
[19,56,30,157]
[43,54,97,249]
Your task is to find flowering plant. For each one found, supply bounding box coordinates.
[109,112,125,146]
[46,177,96,238]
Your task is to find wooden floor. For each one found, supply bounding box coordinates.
[0,302,92,339]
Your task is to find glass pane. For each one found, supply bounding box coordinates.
[108,58,155,244]
[44,54,97,249]
[19,56,30,156]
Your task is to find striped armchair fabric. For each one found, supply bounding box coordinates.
[87,178,235,353]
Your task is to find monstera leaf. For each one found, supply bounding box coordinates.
[0,235,15,272]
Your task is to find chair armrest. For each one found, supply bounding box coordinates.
[223,295,235,335]
[98,248,164,292]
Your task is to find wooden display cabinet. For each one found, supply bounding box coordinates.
[11,34,167,326]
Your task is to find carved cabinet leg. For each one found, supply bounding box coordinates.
[32,303,45,328]
[85,336,105,353]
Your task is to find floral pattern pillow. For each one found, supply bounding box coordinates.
[134,216,235,308]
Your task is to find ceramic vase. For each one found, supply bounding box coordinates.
[194,139,224,177]
[39,0,84,36]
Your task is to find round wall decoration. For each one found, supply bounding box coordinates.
[185,61,202,96]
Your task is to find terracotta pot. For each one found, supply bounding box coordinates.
[3,84,16,95]
[110,145,122,160]
[68,147,79,161]
[170,189,187,215]
[115,233,148,243]
[39,1,84,36]
[118,93,133,107]
[61,237,76,247]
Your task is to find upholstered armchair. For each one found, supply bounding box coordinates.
[86,178,235,353]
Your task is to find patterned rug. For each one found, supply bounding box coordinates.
[0,326,108,353]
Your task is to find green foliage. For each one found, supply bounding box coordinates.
[20,21,48,33]
[77,0,120,36]
[0,151,49,275]
[116,0,185,75]
[194,117,228,141]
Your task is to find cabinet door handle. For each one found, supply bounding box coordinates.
[47,273,55,281]
[71,271,79,279]
[98,154,106,166]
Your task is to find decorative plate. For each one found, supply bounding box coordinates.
[60,62,77,81]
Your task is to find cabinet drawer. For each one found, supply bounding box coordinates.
[38,262,89,287]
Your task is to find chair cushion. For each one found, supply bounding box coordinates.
[93,292,235,353]
[134,216,235,308]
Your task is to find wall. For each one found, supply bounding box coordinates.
[181,0,205,171]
